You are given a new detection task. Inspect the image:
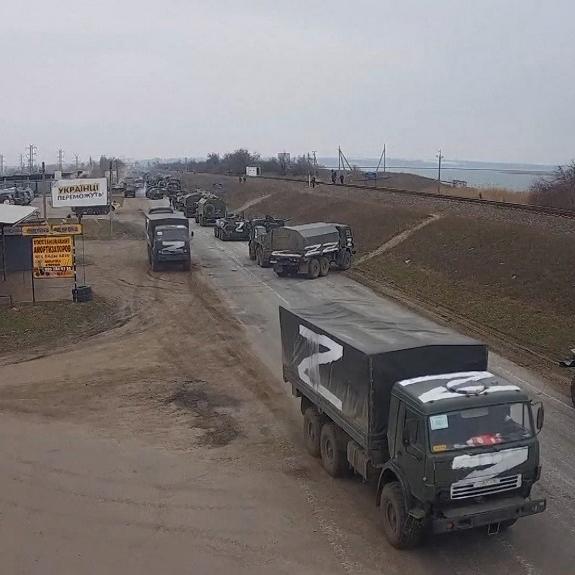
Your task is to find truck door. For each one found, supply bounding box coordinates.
[396,404,426,502]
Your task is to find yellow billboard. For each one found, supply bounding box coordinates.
[33,235,74,279]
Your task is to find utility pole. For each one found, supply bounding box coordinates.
[383,144,387,173]
[74,154,79,171]
[27,145,37,174]
[58,149,64,172]
[109,160,113,238]
[41,162,47,221]
[437,150,443,194]
[311,151,317,175]
[0,154,4,177]
[19,154,24,173]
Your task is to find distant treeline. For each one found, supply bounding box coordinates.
[156,149,318,177]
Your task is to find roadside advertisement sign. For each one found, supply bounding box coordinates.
[33,235,74,279]
[52,178,108,208]
[246,166,261,177]
[22,223,83,236]
[21,224,51,236]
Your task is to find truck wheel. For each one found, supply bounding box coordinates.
[307,258,321,279]
[151,260,160,272]
[183,258,191,271]
[320,423,348,477]
[303,408,321,457]
[319,257,330,277]
[256,247,270,267]
[380,482,423,549]
[338,250,352,271]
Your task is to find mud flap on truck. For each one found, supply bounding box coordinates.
[433,496,546,534]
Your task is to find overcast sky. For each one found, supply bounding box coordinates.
[1,0,573,166]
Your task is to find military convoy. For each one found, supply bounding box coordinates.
[281,301,546,548]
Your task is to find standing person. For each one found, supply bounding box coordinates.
[311,175,316,188]
[331,170,337,184]
[339,173,344,185]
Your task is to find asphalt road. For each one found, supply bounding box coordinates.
[191,220,575,575]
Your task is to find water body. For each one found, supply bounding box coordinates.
[319,157,558,191]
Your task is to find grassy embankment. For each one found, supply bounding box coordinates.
[183,173,575,373]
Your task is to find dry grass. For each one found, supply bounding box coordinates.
[0,298,118,356]
[433,185,533,205]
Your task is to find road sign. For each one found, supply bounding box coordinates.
[22,223,83,236]
[21,224,51,236]
[52,178,108,208]
[33,235,74,279]
[51,223,82,235]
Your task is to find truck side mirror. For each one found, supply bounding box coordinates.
[533,402,544,433]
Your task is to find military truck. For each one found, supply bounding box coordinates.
[280,301,546,548]
[214,214,250,241]
[175,191,203,218]
[248,216,286,267]
[145,211,192,271]
[195,196,226,226]
[270,222,354,279]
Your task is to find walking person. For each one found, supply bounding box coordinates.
[339,173,344,185]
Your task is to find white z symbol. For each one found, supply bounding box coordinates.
[297,325,344,410]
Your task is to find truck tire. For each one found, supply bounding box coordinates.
[151,259,160,272]
[307,258,321,279]
[380,482,424,549]
[256,246,269,268]
[183,258,191,271]
[338,250,352,271]
[319,257,330,277]
[303,408,321,457]
[320,423,348,477]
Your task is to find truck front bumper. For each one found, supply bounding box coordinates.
[433,496,546,533]
[156,253,189,263]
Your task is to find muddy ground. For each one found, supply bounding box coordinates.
[0,198,413,574]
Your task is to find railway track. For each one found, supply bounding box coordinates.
[258,175,575,220]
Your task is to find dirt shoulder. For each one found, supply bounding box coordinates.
[0,298,120,359]
[183,172,575,388]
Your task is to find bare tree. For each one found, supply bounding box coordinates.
[531,162,575,210]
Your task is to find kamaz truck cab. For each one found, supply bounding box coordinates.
[382,371,545,546]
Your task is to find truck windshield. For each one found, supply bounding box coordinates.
[155,225,188,241]
[428,403,533,453]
